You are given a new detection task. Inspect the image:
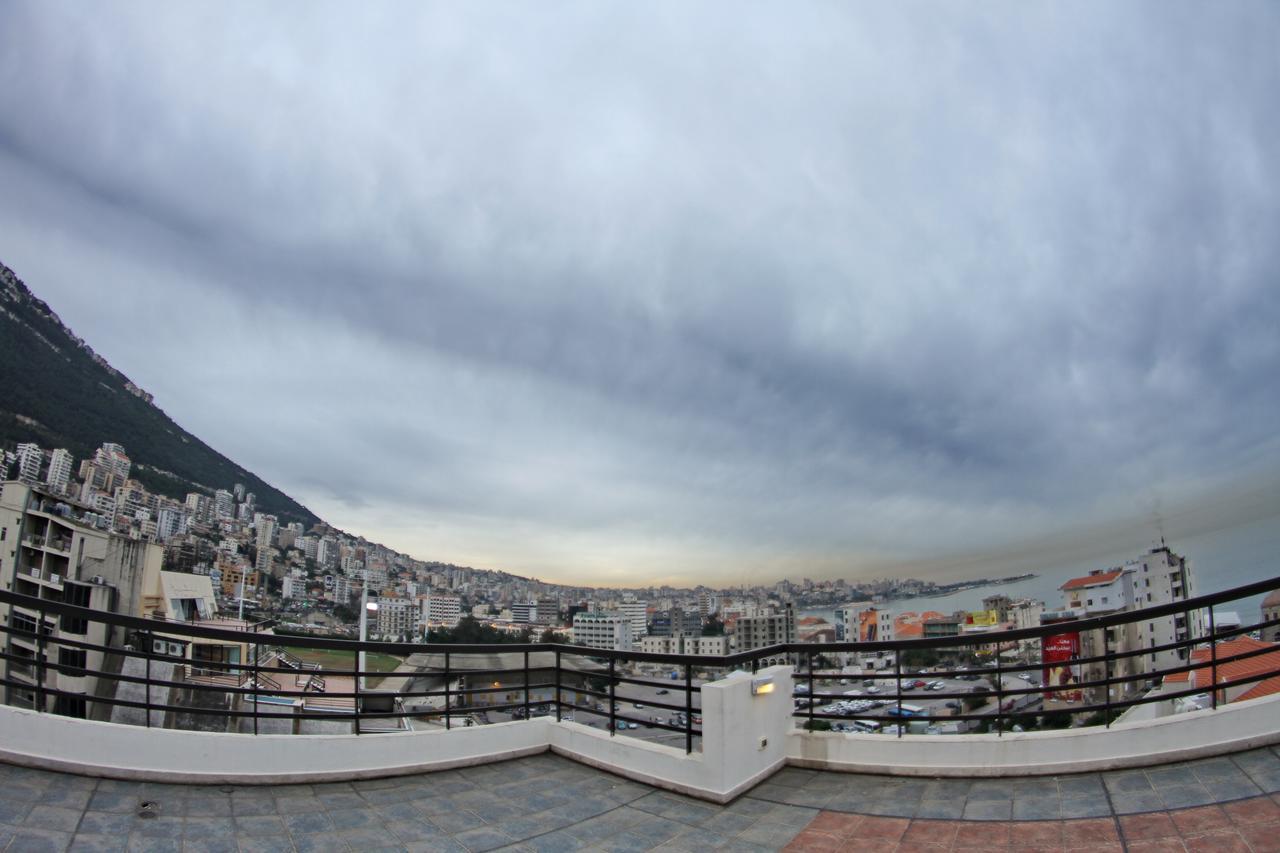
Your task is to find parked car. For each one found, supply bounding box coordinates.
[656,688,669,695]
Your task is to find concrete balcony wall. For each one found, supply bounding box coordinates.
[1,664,1277,800]
[787,692,1280,777]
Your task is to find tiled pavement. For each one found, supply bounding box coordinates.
[0,745,1276,852]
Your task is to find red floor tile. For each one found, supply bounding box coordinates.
[785,829,844,852]
[1180,827,1251,853]
[1236,819,1280,853]
[808,811,863,834]
[900,819,960,846]
[1120,812,1179,841]
[1061,817,1120,849]
[954,821,1010,848]
[1123,840,1187,852]
[857,815,909,843]
[1168,804,1230,836]
[892,842,951,852]
[1222,795,1280,825]
[1009,820,1063,846]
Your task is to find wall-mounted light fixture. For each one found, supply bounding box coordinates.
[751,675,775,696]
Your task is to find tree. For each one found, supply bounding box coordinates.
[702,616,725,636]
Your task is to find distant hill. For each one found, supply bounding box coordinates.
[0,260,319,527]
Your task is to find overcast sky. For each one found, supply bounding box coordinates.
[2,3,1278,588]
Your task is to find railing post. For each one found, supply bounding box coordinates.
[995,647,1004,736]
[1103,627,1112,727]
[143,628,152,728]
[523,650,531,720]
[807,649,815,731]
[444,651,451,731]
[353,649,361,736]
[894,648,903,738]
[35,605,46,714]
[685,662,693,754]
[1209,608,1219,710]
[252,639,260,735]
[608,658,617,736]
[555,650,562,723]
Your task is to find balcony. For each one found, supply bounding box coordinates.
[0,577,1277,850]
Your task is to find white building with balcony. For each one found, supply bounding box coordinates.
[572,611,632,651]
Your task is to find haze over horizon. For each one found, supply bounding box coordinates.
[2,3,1279,589]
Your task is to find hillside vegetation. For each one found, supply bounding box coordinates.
[0,260,318,526]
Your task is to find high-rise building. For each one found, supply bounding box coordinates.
[619,598,647,640]
[1051,546,1204,703]
[732,604,797,652]
[213,490,234,521]
[510,602,534,624]
[94,443,131,485]
[572,612,633,651]
[421,595,462,629]
[15,443,42,484]
[534,598,559,626]
[44,449,73,495]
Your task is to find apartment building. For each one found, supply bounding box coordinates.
[0,481,163,717]
[421,594,462,629]
[732,604,796,652]
[639,634,729,656]
[1051,546,1204,704]
[618,599,648,639]
[572,611,633,651]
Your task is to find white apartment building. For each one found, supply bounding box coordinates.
[213,489,234,521]
[572,612,633,651]
[511,602,535,624]
[376,596,416,638]
[619,599,648,640]
[1056,546,1204,700]
[15,443,42,484]
[640,634,729,656]
[420,595,462,629]
[44,449,73,495]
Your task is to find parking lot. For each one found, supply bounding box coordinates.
[799,667,1044,732]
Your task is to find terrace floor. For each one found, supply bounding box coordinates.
[1,744,1278,852]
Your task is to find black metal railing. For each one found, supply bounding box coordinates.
[0,574,1277,751]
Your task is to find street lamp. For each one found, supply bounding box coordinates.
[359,589,378,691]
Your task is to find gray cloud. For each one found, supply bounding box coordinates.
[2,2,1279,584]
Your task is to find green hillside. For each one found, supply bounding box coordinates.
[0,260,318,527]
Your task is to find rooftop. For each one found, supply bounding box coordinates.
[2,745,1278,851]
[1060,569,1126,592]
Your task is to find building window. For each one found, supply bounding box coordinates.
[53,695,86,718]
[58,647,87,677]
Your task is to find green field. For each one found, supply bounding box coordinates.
[279,647,404,687]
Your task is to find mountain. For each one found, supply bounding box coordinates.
[0,260,319,527]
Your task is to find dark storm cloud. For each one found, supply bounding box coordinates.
[1,2,1278,583]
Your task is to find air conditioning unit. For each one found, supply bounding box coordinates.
[49,573,61,585]
[91,576,106,585]
[29,568,41,579]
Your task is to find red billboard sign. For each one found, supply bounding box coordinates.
[1041,631,1083,702]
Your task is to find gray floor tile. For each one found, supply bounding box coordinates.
[68,835,126,853]
[1012,797,1061,820]
[1158,784,1214,809]
[1108,790,1165,814]
[915,799,965,820]
[452,826,515,852]
[1103,770,1153,794]
[962,799,1012,821]
[1059,797,1112,819]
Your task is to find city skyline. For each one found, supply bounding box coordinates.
[2,5,1279,587]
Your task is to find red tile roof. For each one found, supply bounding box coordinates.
[1060,569,1125,591]
[1166,637,1280,701]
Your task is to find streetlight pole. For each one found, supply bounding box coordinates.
[359,587,377,692]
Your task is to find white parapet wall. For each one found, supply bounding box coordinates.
[788,692,1280,777]
[1,666,1277,795]
[0,665,796,803]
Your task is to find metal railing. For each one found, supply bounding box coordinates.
[0,575,1276,751]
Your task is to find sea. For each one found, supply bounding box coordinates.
[801,513,1280,626]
